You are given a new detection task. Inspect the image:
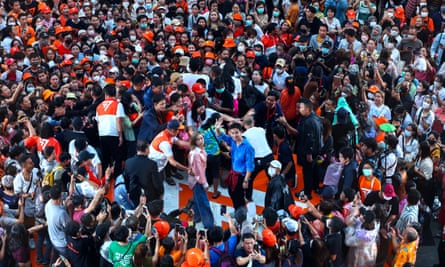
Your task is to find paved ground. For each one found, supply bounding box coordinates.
[416,219,441,267]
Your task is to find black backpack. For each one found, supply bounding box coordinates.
[210,242,237,267]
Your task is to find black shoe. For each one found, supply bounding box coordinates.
[173,172,185,180]
[166,177,176,185]
[36,258,43,264]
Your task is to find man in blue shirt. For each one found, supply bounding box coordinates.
[218,122,255,209]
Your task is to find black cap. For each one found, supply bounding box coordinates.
[78,150,94,162]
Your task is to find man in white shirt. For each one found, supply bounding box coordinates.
[242,116,273,202]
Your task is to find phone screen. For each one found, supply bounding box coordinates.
[220,205,227,216]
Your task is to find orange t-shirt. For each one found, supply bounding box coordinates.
[158,247,182,266]
[280,87,301,122]
[358,175,381,202]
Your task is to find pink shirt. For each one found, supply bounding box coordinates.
[188,147,207,187]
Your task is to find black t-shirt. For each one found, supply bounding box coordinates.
[325,232,343,267]
[364,191,399,218]
[277,140,296,182]
[66,235,95,267]
[234,248,266,267]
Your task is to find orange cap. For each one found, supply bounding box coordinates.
[368,84,379,93]
[204,51,216,59]
[192,83,205,94]
[42,89,56,102]
[175,26,185,33]
[262,228,277,247]
[105,77,115,85]
[10,46,20,55]
[59,4,68,11]
[246,50,256,58]
[80,57,91,65]
[41,6,51,13]
[153,220,170,239]
[232,13,243,21]
[346,9,356,19]
[118,80,131,89]
[373,116,388,127]
[191,51,201,58]
[288,204,307,219]
[69,7,79,14]
[203,40,214,48]
[223,37,236,48]
[22,72,34,81]
[142,31,154,42]
[182,248,205,267]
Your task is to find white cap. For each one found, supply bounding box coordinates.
[270,160,282,170]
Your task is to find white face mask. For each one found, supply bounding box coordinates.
[370,21,377,27]
[123,2,129,8]
[99,50,107,55]
[422,101,430,109]
[267,167,277,177]
[390,30,398,36]
[157,54,165,61]
[386,43,394,49]
[130,35,137,41]
[88,30,95,36]
[434,81,441,88]
[92,75,100,81]
[237,45,246,53]
[421,12,428,17]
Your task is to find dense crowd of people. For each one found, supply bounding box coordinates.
[0,0,444,266]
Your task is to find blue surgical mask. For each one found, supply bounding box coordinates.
[140,23,147,29]
[245,20,253,26]
[404,130,411,137]
[255,51,261,56]
[257,7,265,14]
[321,47,329,55]
[215,87,225,93]
[299,45,306,51]
[26,86,35,93]
[362,169,372,177]
[146,3,152,10]
[273,11,280,17]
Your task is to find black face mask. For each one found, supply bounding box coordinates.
[31,61,39,66]
[65,38,73,45]
[80,36,88,42]
[428,139,436,145]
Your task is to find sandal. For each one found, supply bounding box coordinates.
[212,191,221,199]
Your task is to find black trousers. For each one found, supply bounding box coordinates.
[246,154,274,201]
[99,136,123,176]
[229,173,246,209]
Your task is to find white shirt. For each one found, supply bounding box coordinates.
[243,127,272,158]
[149,138,177,172]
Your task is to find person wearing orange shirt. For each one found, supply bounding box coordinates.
[390,226,418,267]
[7,0,24,20]
[410,6,434,33]
[358,161,381,202]
[17,13,35,44]
[57,32,74,57]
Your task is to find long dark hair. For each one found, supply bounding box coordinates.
[191,99,206,124]
[8,223,29,252]
[221,60,236,94]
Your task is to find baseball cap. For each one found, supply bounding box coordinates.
[270,160,282,169]
[383,184,396,200]
[261,228,277,247]
[167,119,180,130]
[78,150,94,162]
[275,58,286,67]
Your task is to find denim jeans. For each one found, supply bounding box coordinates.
[192,183,214,229]
[36,227,52,263]
[114,184,135,210]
